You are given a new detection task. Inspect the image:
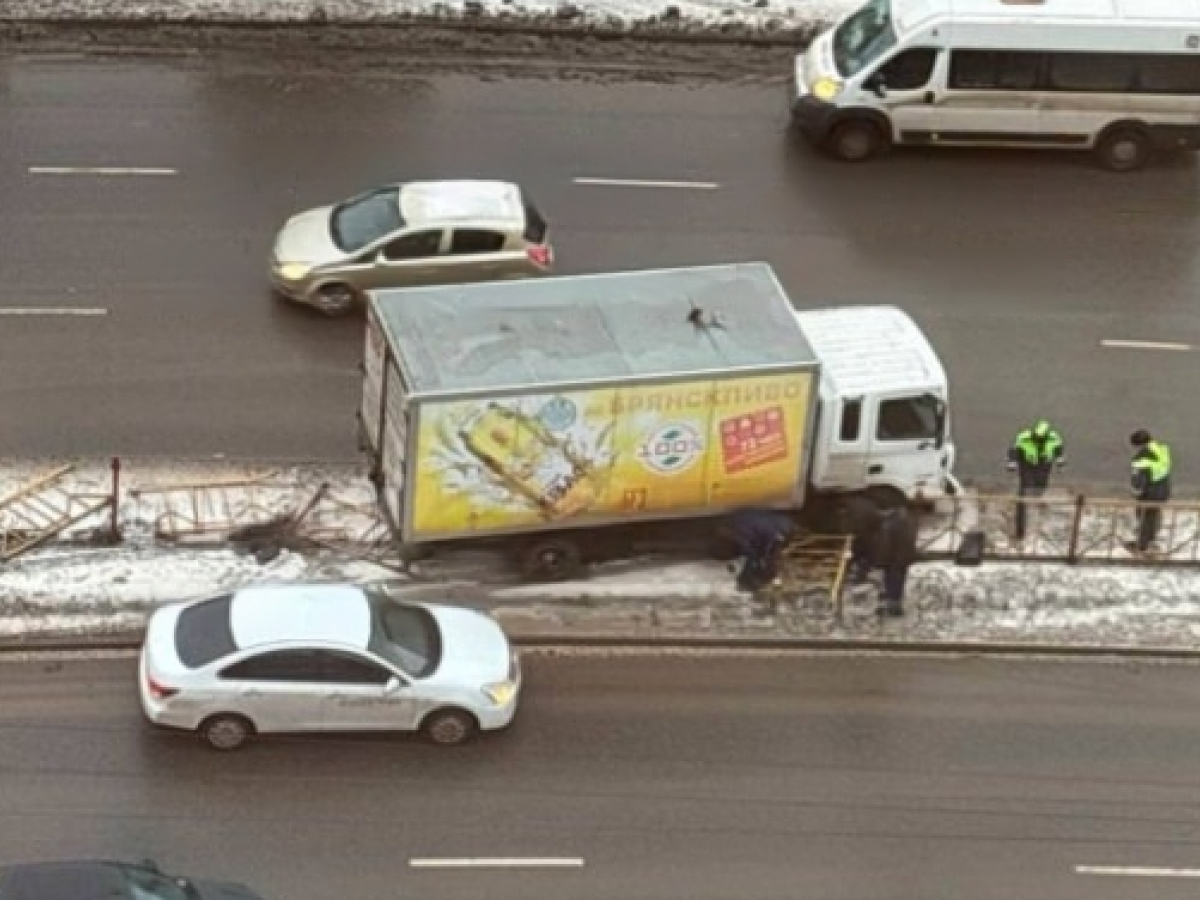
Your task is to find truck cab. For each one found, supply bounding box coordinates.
[796,306,957,505]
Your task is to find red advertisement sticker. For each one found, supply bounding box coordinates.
[719,407,788,474]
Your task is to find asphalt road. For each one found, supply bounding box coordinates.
[1,50,1199,482]
[4,651,1200,900]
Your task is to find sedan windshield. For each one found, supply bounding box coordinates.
[366,593,443,679]
[330,187,404,253]
[124,868,191,900]
[832,0,898,79]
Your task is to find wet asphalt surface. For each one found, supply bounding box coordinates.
[5,651,1200,900]
[0,42,1197,481]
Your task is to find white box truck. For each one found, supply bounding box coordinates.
[358,262,959,579]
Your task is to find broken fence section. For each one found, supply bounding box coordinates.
[0,461,119,562]
[128,470,404,571]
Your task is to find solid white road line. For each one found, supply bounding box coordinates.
[1101,339,1193,352]
[0,307,108,316]
[409,858,585,869]
[1076,865,1200,878]
[572,176,719,190]
[28,166,177,176]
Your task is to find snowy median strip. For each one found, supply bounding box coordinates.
[0,0,856,37]
[0,460,1196,652]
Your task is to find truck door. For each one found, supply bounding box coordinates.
[814,396,871,491]
[865,392,945,498]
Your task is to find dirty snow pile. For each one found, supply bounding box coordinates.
[6,542,1200,651]
[2,458,1200,650]
[1,0,857,32]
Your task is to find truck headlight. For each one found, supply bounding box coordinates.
[483,681,517,705]
[276,262,311,281]
[812,77,842,102]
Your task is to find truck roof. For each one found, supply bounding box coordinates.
[794,306,948,397]
[370,263,817,395]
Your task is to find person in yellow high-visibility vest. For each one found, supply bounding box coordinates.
[1007,420,1065,540]
[1129,429,1172,553]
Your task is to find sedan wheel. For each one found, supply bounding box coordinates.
[200,713,253,751]
[423,709,477,747]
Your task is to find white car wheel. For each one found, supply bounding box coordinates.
[422,709,478,747]
[200,713,254,751]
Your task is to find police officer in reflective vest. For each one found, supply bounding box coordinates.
[1007,420,1065,540]
[1129,429,1172,553]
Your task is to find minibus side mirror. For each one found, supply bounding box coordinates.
[865,73,888,98]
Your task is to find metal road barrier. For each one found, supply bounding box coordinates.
[128,471,296,545]
[127,468,403,570]
[761,534,853,622]
[3,459,1199,572]
[918,492,1200,566]
[0,461,119,562]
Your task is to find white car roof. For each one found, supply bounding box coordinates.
[398,180,524,227]
[229,583,372,651]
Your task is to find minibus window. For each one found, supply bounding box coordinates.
[832,0,898,79]
[876,48,937,91]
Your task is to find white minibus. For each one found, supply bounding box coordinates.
[789,0,1200,171]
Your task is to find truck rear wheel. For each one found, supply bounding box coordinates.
[519,538,583,582]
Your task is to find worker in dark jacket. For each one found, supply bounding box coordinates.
[1007,419,1065,540]
[874,506,919,617]
[725,508,796,592]
[835,494,885,583]
[1128,429,1172,553]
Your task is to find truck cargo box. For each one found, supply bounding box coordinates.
[360,262,820,544]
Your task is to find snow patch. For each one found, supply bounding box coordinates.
[1,0,858,31]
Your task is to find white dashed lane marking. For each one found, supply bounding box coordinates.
[28,166,177,176]
[572,176,719,190]
[0,308,108,316]
[1076,865,1200,878]
[1101,339,1192,352]
[409,858,585,869]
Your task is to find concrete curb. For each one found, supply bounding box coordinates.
[4,625,1200,660]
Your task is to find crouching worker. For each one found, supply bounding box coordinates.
[724,508,797,593]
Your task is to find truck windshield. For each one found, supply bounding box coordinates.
[832,0,898,79]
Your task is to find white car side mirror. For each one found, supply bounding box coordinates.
[384,677,403,695]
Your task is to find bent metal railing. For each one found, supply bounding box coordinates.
[917,492,1200,566]
[0,462,119,562]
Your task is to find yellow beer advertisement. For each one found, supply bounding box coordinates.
[410,372,812,538]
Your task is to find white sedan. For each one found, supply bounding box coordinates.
[138,582,521,750]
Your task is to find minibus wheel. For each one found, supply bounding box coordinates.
[1094,126,1151,173]
[826,119,885,162]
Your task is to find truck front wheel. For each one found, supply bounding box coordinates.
[520,538,583,582]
